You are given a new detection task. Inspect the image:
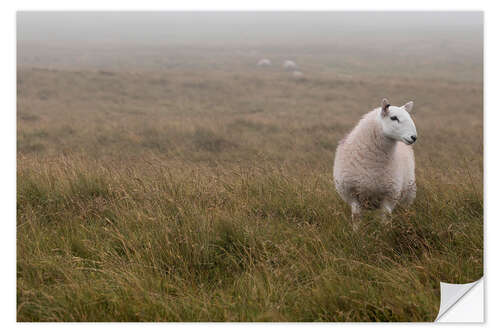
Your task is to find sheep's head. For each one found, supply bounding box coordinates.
[379,98,418,145]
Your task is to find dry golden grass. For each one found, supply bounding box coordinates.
[17,43,482,321]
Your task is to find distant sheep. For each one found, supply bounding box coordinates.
[257,59,272,66]
[292,70,304,79]
[333,98,418,230]
[283,60,298,70]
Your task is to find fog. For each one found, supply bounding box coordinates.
[18,11,482,45]
[16,12,483,82]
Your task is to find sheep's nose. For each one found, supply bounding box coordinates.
[411,135,417,142]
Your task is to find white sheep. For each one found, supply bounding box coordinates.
[283,60,298,70]
[257,59,272,67]
[292,70,305,81]
[333,98,418,230]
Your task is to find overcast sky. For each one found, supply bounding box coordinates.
[17,11,483,45]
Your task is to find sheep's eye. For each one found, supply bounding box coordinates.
[390,116,399,122]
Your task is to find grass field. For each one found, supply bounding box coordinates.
[17,25,483,321]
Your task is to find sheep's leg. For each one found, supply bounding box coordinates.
[381,200,395,225]
[351,201,361,231]
[401,181,417,207]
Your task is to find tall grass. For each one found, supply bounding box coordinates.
[17,156,482,321]
[17,47,482,321]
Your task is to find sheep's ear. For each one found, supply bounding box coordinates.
[402,101,414,113]
[381,98,390,116]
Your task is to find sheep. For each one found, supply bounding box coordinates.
[333,98,418,230]
[292,70,305,80]
[257,59,272,67]
[283,60,298,70]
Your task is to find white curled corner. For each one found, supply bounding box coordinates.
[435,278,484,322]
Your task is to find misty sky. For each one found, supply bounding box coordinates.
[18,11,482,45]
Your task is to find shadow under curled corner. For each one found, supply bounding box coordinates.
[435,278,484,322]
